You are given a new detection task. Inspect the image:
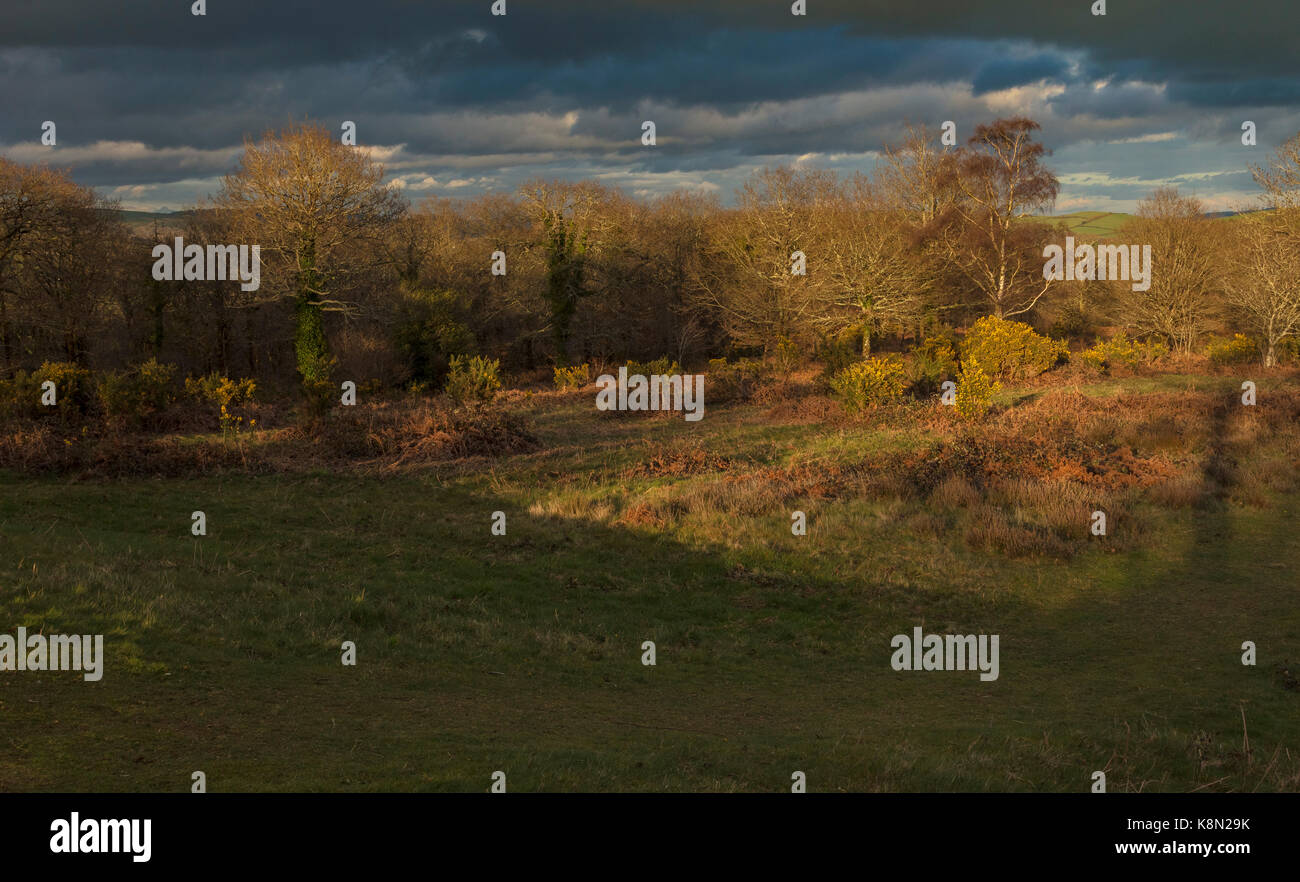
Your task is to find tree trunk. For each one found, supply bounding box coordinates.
[294,244,332,388]
[294,294,330,384]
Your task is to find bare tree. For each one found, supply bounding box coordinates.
[692,166,833,351]
[1122,187,1220,354]
[931,117,1060,319]
[0,160,79,371]
[518,179,624,366]
[17,176,125,364]
[215,123,404,387]
[633,190,717,364]
[814,173,932,354]
[1251,131,1300,209]
[878,124,961,227]
[1227,211,1300,366]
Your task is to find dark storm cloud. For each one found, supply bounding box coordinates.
[1168,79,1300,108]
[657,0,1300,80]
[972,53,1071,96]
[2,1,1296,210]
[6,1,1295,99]
[4,1,1294,70]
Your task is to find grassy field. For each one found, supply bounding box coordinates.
[1052,211,1137,238]
[1,373,1298,792]
[1050,210,1260,239]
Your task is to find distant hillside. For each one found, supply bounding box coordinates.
[1049,211,1136,237]
[113,209,199,235]
[1204,208,1268,220]
[1048,208,1276,237]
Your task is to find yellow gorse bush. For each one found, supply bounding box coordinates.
[1079,333,1169,372]
[98,358,177,421]
[625,357,681,377]
[829,356,906,412]
[707,356,766,402]
[445,355,502,406]
[552,363,591,390]
[1205,333,1259,366]
[186,372,257,435]
[961,316,1068,380]
[955,357,999,421]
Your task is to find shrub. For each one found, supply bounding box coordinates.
[1077,342,1103,372]
[815,332,862,391]
[1206,333,1259,366]
[955,358,998,421]
[1130,336,1168,366]
[32,361,95,416]
[317,398,537,462]
[302,375,338,416]
[829,357,906,413]
[626,356,681,377]
[553,363,591,391]
[773,336,800,377]
[1277,336,1300,365]
[445,354,502,406]
[960,316,1068,380]
[706,357,766,403]
[1079,333,1169,372]
[393,284,475,385]
[98,358,177,424]
[136,358,177,406]
[185,372,257,435]
[98,372,138,421]
[1047,300,1095,340]
[0,370,43,419]
[909,334,960,395]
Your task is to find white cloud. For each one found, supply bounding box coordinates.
[0,140,239,167]
[1108,131,1179,144]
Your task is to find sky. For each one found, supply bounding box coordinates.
[2,0,1297,213]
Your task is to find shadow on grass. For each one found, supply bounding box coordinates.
[0,383,1296,792]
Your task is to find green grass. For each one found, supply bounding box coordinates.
[1051,211,1137,238]
[1,379,1297,792]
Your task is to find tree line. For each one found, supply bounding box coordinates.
[2,117,1299,398]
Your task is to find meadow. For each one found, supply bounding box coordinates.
[2,363,1297,792]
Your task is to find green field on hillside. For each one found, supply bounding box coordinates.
[1051,211,1137,238]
